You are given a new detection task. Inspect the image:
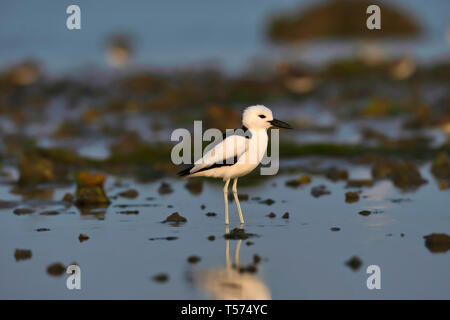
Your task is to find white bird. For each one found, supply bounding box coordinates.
[178,105,292,225]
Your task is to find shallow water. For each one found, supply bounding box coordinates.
[1,162,449,299]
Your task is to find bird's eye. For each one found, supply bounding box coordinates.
[258,114,266,119]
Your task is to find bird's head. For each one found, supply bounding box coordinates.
[242,105,292,130]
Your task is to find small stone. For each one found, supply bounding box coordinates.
[14,249,32,261]
[78,234,89,242]
[345,256,362,271]
[35,228,50,232]
[118,189,139,199]
[345,192,360,203]
[205,212,217,217]
[259,198,275,205]
[62,193,74,202]
[153,273,169,283]
[46,263,66,276]
[423,233,450,253]
[207,235,215,241]
[253,254,261,264]
[267,212,276,218]
[200,204,206,210]
[13,208,35,215]
[330,227,341,231]
[40,210,59,216]
[311,185,331,198]
[282,212,289,219]
[187,255,201,264]
[358,210,371,216]
[164,212,187,223]
[246,241,254,246]
[158,182,173,195]
[119,210,139,215]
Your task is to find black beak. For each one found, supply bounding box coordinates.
[269,119,293,129]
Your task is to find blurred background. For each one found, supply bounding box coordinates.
[0,0,449,299]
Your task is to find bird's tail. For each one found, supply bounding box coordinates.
[177,165,195,177]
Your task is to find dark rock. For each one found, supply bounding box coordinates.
[13,207,35,215]
[75,171,110,206]
[36,228,50,232]
[158,182,173,195]
[14,249,32,261]
[259,198,275,205]
[164,212,187,223]
[119,210,139,215]
[358,210,371,216]
[205,212,217,217]
[78,234,89,242]
[153,273,169,283]
[187,255,201,264]
[207,235,215,241]
[46,263,66,276]
[311,185,331,197]
[326,167,348,182]
[118,189,139,199]
[345,191,360,203]
[224,228,258,240]
[267,212,276,218]
[423,233,450,253]
[346,179,374,188]
[282,212,290,219]
[330,227,341,231]
[345,256,362,271]
[40,210,60,216]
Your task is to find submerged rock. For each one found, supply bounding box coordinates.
[62,193,74,203]
[267,212,276,218]
[345,191,360,203]
[285,175,311,188]
[18,151,55,186]
[118,189,139,199]
[372,160,427,190]
[40,210,60,216]
[423,233,450,253]
[224,228,258,240]
[13,207,35,215]
[358,210,371,216]
[14,249,32,261]
[158,182,173,195]
[346,179,374,188]
[431,152,450,179]
[75,171,110,206]
[259,198,275,206]
[119,210,139,215]
[164,212,187,223]
[326,168,349,182]
[311,185,331,198]
[282,212,290,219]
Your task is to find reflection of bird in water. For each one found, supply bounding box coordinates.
[194,226,271,300]
[178,105,291,225]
